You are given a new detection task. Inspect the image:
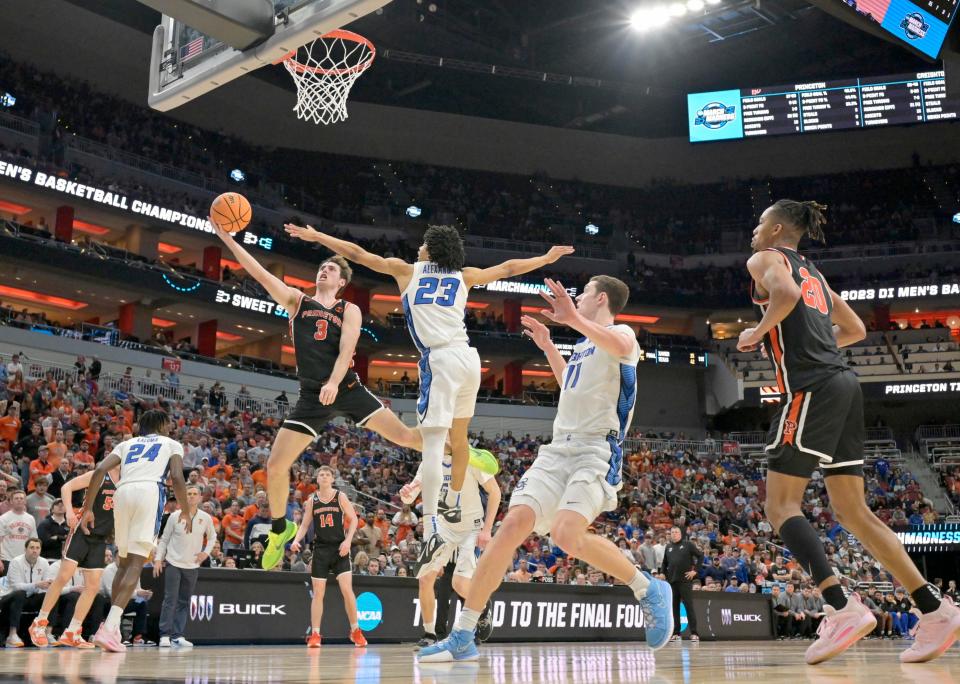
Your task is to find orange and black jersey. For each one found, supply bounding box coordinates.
[311,488,347,546]
[84,473,116,538]
[288,295,360,392]
[750,247,847,394]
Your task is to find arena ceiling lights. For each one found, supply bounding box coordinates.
[629,0,723,31]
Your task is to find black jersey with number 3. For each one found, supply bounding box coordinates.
[751,247,847,394]
[311,489,346,546]
[288,295,359,391]
[86,473,117,537]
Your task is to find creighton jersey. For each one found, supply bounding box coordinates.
[114,435,183,486]
[401,261,470,352]
[553,325,640,441]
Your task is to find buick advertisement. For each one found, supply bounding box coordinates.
[145,571,773,644]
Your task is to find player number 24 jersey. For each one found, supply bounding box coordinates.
[113,435,183,486]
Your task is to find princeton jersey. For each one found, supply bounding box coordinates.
[414,457,492,532]
[114,435,183,487]
[85,473,117,537]
[311,489,346,546]
[552,325,640,442]
[751,247,847,393]
[401,261,470,352]
[288,295,360,390]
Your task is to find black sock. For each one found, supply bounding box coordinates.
[822,585,847,611]
[271,516,288,534]
[777,516,844,609]
[911,584,942,614]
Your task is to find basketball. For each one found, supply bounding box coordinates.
[210,192,251,233]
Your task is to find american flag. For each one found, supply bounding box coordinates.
[180,37,204,61]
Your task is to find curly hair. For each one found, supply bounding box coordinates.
[423,224,465,271]
[138,409,170,436]
[771,199,828,244]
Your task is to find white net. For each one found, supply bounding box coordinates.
[282,30,375,126]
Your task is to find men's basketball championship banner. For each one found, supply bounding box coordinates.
[144,571,774,644]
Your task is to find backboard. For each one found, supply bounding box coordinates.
[147,0,390,111]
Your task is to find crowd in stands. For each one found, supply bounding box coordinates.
[0,350,956,643]
[4,55,960,264]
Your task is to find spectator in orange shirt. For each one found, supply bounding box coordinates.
[83,422,102,452]
[0,404,21,446]
[28,446,56,492]
[73,441,95,467]
[251,468,268,490]
[221,500,246,550]
[243,491,268,522]
[205,463,233,481]
[372,509,391,545]
[45,429,68,466]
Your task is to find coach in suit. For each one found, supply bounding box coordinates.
[660,526,703,641]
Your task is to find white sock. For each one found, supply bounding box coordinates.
[312,627,320,635]
[456,608,481,632]
[37,610,49,621]
[67,619,83,634]
[444,487,462,508]
[350,622,358,631]
[629,569,651,599]
[104,605,124,631]
[425,618,436,635]
[420,427,447,535]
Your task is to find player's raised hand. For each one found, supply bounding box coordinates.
[544,245,575,263]
[521,315,552,350]
[210,217,235,244]
[284,223,322,242]
[538,278,578,325]
[79,509,95,535]
[182,514,193,535]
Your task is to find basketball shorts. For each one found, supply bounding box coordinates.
[113,481,165,558]
[310,543,351,579]
[417,345,481,429]
[416,525,479,579]
[63,531,108,570]
[764,369,865,478]
[509,436,622,536]
[283,380,384,438]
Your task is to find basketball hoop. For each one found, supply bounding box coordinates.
[280,30,375,126]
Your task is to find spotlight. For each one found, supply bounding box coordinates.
[229,168,245,182]
[406,205,422,218]
[687,0,705,10]
[669,2,688,16]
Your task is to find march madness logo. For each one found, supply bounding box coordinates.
[900,13,929,40]
[694,102,737,129]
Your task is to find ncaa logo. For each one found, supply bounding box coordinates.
[356,592,383,632]
[679,603,688,632]
[190,595,214,622]
[721,608,732,626]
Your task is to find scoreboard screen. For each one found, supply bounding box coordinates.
[831,0,960,60]
[688,70,958,143]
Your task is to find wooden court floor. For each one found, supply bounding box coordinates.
[2,640,958,683]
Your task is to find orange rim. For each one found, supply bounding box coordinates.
[278,30,376,75]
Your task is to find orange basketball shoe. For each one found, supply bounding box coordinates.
[350,628,367,647]
[306,632,322,648]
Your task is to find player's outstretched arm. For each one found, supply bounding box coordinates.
[79,453,120,534]
[284,224,413,286]
[212,221,300,311]
[339,492,358,557]
[521,314,566,382]
[462,246,574,287]
[737,251,801,352]
[537,279,635,359]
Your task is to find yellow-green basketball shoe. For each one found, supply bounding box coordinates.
[468,446,499,475]
[262,520,297,569]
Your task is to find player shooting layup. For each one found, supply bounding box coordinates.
[285,223,572,570]
[419,277,673,662]
[214,223,480,570]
